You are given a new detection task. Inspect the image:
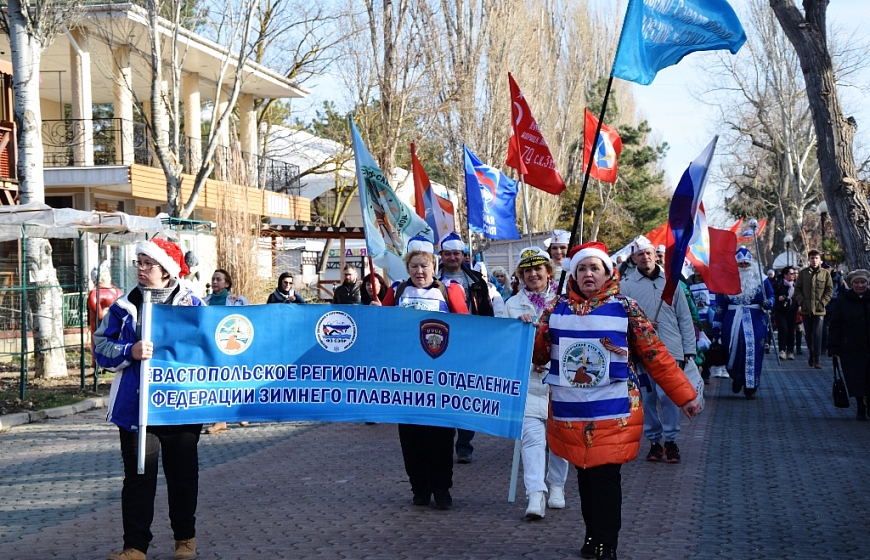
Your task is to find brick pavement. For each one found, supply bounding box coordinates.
[1,354,868,559]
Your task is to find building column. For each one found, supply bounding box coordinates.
[113,46,134,165]
[183,72,201,174]
[238,93,257,187]
[69,28,93,166]
[214,88,231,181]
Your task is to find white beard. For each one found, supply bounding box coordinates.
[735,266,761,304]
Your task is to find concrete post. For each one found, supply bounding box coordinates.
[113,46,134,165]
[69,28,94,166]
[183,72,202,174]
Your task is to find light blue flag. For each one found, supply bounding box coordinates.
[612,0,746,86]
[463,145,521,240]
[349,117,433,280]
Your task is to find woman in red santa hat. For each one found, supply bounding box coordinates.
[94,238,204,560]
[525,241,701,560]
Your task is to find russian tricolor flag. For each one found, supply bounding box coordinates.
[662,136,717,305]
[411,144,455,245]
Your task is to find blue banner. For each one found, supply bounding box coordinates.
[146,305,533,439]
[463,145,521,240]
[612,0,746,86]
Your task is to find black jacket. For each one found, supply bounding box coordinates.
[333,282,361,304]
[771,277,799,317]
[827,289,870,397]
[442,264,494,317]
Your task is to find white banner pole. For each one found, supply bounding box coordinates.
[137,291,153,475]
[507,438,522,502]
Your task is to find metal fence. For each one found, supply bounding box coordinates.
[41,118,302,196]
[1,231,90,399]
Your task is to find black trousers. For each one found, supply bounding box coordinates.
[118,424,202,553]
[775,311,796,353]
[577,464,622,548]
[398,424,454,495]
[803,315,824,361]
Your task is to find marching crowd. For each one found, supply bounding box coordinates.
[91,232,869,560]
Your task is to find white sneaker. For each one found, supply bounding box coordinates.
[547,485,566,509]
[525,491,546,519]
[779,351,786,360]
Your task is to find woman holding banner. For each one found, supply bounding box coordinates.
[375,236,468,509]
[530,241,701,560]
[360,272,388,305]
[505,246,568,520]
[94,238,204,560]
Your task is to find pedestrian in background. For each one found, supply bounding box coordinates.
[204,268,249,435]
[794,249,832,368]
[332,264,361,304]
[772,266,798,360]
[532,241,700,560]
[267,272,306,304]
[94,238,204,560]
[504,246,567,519]
[378,237,469,509]
[474,262,506,317]
[827,269,870,420]
[360,272,388,305]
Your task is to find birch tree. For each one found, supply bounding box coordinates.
[769,0,870,269]
[1,0,84,377]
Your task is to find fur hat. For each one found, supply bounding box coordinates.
[135,238,188,279]
[846,269,870,286]
[563,241,613,277]
[408,236,436,255]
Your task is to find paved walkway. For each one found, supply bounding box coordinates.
[1,354,868,559]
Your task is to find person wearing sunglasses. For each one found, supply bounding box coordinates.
[267,271,306,304]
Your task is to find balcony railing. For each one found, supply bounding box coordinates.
[41,118,301,196]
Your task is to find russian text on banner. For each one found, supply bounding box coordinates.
[145,305,533,439]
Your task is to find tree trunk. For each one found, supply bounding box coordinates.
[8,0,68,378]
[770,0,870,269]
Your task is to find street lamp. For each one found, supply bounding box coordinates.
[784,234,793,267]
[817,201,828,259]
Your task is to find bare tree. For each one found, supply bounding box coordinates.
[1,0,84,377]
[769,0,870,269]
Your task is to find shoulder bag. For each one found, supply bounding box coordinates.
[832,356,850,409]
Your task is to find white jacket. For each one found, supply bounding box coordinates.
[505,287,557,419]
[619,266,695,360]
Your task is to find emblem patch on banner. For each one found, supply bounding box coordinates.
[315,311,357,353]
[561,341,607,388]
[420,319,449,358]
[215,314,255,355]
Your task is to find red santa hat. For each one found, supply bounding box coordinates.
[563,241,613,277]
[135,238,189,279]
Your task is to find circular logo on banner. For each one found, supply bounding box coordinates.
[215,314,254,355]
[561,341,607,388]
[315,311,357,353]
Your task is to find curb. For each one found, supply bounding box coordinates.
[0,396,108,431]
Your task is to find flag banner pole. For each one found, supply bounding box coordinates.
[137,291,153,475]
[519,174,533,245]
[750,221,779,366]
[367,255,380,304]
[558,75,614,293]
[508,438,522,502]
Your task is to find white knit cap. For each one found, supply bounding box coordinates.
[563,241,613,276]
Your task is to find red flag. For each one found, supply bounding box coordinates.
[505,73,566,194]
[583,109,623,183]
[411,143,426,219]
[728,217,744,234]
[703,228,741,295]
[735,218,767,242]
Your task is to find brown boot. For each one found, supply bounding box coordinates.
[174,538,196,559]
[204,422,227,434]
[107,549,146,560]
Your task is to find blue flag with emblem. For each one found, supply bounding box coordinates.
[463,145,520,240]
[611,0,746,86]
[143,305,533,439]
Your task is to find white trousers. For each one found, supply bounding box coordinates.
[521,416,569,496]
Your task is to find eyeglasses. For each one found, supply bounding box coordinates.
[132,260,161,270]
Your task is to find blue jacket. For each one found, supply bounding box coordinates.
[94,283,203,431]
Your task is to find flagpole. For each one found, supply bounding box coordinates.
[558,76,614,293]
[519,176,533,246]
